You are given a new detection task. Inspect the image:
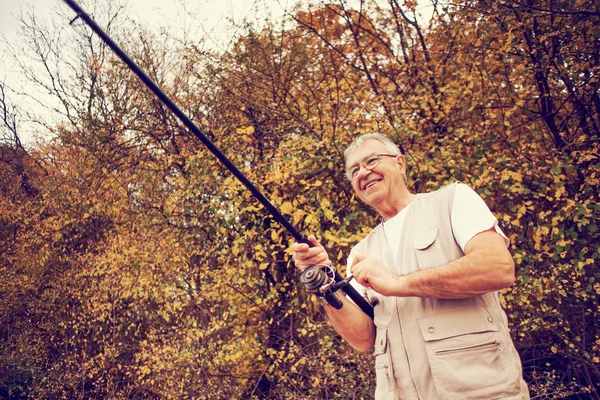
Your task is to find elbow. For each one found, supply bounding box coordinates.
[352,338,375,354]
[498,257,516,289]
[349,325,376,354]
[355,346,372,354]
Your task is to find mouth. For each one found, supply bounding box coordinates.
[362,179,381,190]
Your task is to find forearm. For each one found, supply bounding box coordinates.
[394,245,515,299]
[322,293,376,353]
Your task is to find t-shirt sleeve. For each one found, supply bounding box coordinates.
[451,183,509,252]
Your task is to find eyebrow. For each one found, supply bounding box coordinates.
[346,152,378,170]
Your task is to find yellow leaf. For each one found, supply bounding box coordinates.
[236,125,255,135]
[271,230,280,242]
[280,201,293,214]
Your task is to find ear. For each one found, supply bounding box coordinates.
[395,154,406,171]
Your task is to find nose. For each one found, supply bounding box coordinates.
[355,164,373,181]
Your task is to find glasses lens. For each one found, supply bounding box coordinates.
[364,155,380,168]
[347,155,381,181]
[347,167,358,181]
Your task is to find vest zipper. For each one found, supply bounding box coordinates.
[434,340,500,355]
[396,298,421,399]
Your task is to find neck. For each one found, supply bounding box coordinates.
[379,191,416,221]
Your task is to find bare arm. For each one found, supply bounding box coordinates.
[351,228,515,298]
[322,294,376,353]
[292,236,376,352]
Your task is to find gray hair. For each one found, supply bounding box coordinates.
[344,133,402,165]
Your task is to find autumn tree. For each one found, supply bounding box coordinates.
[193,0,600,396]
[1,0,598,398]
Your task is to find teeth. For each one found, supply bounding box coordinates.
[365,181,378,189]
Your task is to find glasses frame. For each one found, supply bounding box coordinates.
[345,153,399,182]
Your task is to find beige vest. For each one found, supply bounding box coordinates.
[351,184,529,400]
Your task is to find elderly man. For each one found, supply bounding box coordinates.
[292,133,529,399]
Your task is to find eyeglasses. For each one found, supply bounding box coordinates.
[345,153,398,181]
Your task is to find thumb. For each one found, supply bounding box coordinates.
[351,252,367,267]
[307,234,322,248]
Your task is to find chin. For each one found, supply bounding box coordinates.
[361,195,385,209]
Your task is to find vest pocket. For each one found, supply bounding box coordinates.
[373,327,396,398]
[413,226,438,250]
[418,306,521,399]
[413,226,448,269]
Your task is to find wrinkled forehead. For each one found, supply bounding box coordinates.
[345,139,389,168]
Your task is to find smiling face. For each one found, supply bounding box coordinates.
[345,139,410,220]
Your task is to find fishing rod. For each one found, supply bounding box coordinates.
[63,0,373,319]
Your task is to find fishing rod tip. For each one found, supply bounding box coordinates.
[69,15,81,25]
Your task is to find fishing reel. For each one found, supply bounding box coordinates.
[300,264,354,309]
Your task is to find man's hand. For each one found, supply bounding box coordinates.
[293,238,376,352]
[351,229,515,300]
[351,252,402,296]
[291,235,331,272]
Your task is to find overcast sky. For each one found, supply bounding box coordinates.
[0,0,432,147]
[0,0,292,146]
[0,0,291,69]
[0,0,290,42]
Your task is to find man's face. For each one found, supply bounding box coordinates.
[345,139,406,212]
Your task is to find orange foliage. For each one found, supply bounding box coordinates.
[1,0,598,398]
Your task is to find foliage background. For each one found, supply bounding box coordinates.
[1,0,599,398]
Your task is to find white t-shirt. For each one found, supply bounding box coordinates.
[347,184,508,293]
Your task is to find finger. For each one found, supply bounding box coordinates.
[294,245,323,259]
[291,242,310,252]
[307,235,322,248]
[353,269,371,288]
[299,251,329,266]
[292,249,328,271]
[292,236,321,256]
[350,254,370,286]
[299,235,330,262]
[351,252,367,268]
